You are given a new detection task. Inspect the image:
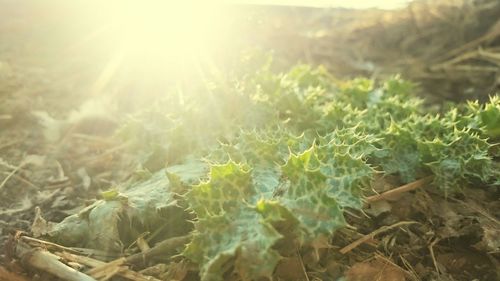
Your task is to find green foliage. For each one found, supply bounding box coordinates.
[469,96,500,138]
[279,147,348,236]
[420,127,492,192]
[49,164,205,251]
[184,143,369,280]
[103,61,498,280]
[117,106,201,171]
[480,96,500,138]
[184,162,282,281]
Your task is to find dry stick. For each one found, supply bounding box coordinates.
[430,49,480,70]
[296,248,310,281]
[0,162,25,191]
[20,236,119,260]
[428,238,441,275]
[85,258,128,279]
[0,155,42,191]
[86,235,191,278]
[443,65,499,73]
[62,253,161,281]
[21,235,166,281]
[339,221,417,255]
[365,176,434,204]
[125,234,191,264]
[430,47,500,71]
[1,171,39,190]
[15,241,96,281]
[374,252,413,279]
[343,177,434,253]
[21,236,85,255]
[437,18,500,61]
[399,254,421,281]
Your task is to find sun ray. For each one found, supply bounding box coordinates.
[90,49,125,97]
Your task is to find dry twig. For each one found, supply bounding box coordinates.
[366,176,434,203]
[85,235,191,279]
[14,241,96,281]
[340,221,417,254]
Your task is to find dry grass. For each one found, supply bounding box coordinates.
[245,0,500,101]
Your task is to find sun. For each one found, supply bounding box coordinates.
[112,1,225,61]
[73,1,230,99]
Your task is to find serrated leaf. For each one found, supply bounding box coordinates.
[185,161,281,281]
[187,162,253,217]
[280,147,347,239]
[184,211,282,281]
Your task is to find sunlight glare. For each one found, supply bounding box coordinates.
[77,0,230,101]
[111,1,225,63]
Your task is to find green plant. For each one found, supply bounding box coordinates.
[55,63,498,280]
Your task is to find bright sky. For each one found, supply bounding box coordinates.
[71,0,412,99]
[232,0,411,9]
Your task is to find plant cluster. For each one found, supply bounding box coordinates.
[115,63,498,280]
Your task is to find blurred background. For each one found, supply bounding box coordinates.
[1,0,499,118]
